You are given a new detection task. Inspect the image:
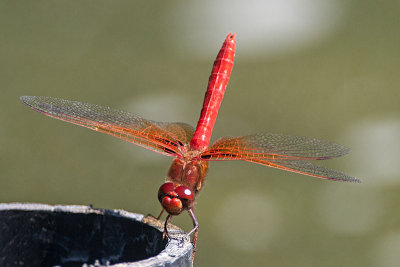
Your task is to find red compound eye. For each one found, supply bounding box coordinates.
[175,185,194,201]
[158,182,175,202]
[157,183,194,214]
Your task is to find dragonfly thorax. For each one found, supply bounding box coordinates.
[166,158,208,194]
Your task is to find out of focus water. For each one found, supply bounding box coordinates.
[1,1,399,266]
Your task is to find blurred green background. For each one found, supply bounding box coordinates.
[1,0,400,266]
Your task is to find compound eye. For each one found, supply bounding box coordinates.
[158,182,174,194]
[175,186,194,201]
[158,183,175,202]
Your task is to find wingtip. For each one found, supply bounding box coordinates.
[340,175,361,183]
[20,96,33,105]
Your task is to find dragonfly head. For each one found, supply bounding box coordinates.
[158,182,195,215]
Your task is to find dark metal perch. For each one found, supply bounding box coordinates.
[0,203,192,267]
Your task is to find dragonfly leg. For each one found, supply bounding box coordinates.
[163,214,172,240]
[157,208,165,220]
[186,208,199,260]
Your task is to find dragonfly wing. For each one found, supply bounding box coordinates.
[244,158,359,182]
[201,133,359,182]
[202,133,349,160]
[160,122,194,146]
[20,96,194,157]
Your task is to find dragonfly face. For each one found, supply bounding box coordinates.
[158,182,194,215]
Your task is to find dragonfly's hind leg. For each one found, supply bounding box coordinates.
[157,208,165,220]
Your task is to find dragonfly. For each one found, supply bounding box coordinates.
[20,33,359,260]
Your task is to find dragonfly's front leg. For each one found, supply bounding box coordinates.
[163,209,199,260]
[186,208,199,260]
[162,214,172,240]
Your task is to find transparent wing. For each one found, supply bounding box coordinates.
[20,96,194,157]
[201,133,359,182]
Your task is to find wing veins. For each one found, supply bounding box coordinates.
[22,96,194,156]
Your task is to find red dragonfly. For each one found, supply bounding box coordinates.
[20,33,358,259]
